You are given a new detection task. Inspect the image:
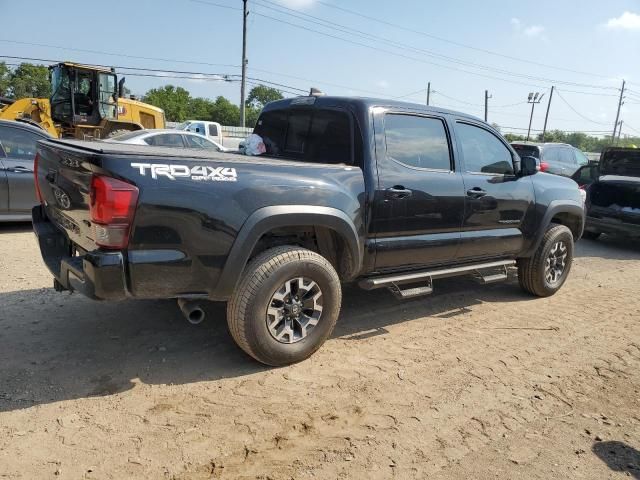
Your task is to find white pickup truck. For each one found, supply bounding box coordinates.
[174,121,248,150]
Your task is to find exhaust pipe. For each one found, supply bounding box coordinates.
[178,299,206,325]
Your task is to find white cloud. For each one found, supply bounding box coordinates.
[523,25,545,37]
[377,80,389,89]
[510,18,521,28]
[275,0,315,9]
[605,11,640,30]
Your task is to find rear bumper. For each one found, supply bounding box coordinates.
[32,206,129,300]
[585,214,640,237]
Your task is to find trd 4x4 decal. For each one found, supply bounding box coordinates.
[131,163,238,182]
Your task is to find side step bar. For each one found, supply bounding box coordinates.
[359,260,516,299]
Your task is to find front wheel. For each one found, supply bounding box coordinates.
[518,224,574,297]
[227,246,342,366]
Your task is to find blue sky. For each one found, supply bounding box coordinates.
[2,0,640,136]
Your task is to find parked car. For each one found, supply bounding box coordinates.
[511,142,589,177]
[174,120,243,150]
[572,147,640,239]
[0,119,51,222]
[32,96,584,365]
[104,129,233,152]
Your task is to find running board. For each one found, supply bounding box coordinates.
[388,281,433,300]
[359,260,516,291]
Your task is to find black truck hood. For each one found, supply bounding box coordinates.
[600,147,640,177]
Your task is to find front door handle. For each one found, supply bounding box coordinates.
[466,187,487,198]
[385,186,413,199]
[8,165,33,173]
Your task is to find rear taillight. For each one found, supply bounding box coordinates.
[90,175,139,249]
[34,153,43,204]
[539,161,550,172]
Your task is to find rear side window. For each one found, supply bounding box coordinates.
[185,135,218,150]
[558,147,575,165]
[542,147,559,163]
[255,108,356,165]
[456,123,514,175]
[0,126,42,160]
[574,149,589,166]
[512,144,540,159]
[384,114,450,170]
[208,123,219,136]
[145,133,185,147]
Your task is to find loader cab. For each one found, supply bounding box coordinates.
[49,63,118,128]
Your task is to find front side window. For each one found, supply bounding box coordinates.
[145,133,185,147]
[0,127,41,160]
[456,123,514,175]
[384,114,450,170]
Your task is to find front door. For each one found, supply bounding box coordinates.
[453,121,535,260]
[371,112,465,270]
[0,125,43,214]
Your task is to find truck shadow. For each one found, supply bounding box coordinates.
[0,222,33,234]
[0,277,531,413]
[592,441,640,479]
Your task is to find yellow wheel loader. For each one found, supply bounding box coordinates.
[0,62,165,139]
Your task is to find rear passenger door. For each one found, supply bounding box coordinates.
[0,125,43,214]
[371,112,466,270]
[454,121,535,260]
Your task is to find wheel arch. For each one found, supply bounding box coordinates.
[213,206,362,300]
[522,200,585,257]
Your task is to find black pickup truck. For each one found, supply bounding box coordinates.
[572,147,640,239]
[33,95,584,365]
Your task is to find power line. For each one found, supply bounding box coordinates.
[193,0,614,91]
[554,89,610,126]
[250,0,614,89]
[313,0,618,81]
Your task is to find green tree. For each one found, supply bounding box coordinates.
[0,62,11,97]
[246,84,283,109]
[186,97,215,120]
[9,63,50,98]
[144,85,191,122]
[209,96,240,125]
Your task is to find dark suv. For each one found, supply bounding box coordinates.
[511,142,589,177]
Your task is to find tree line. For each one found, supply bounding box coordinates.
[1,61,638,149]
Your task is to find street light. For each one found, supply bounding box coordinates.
[526,92,545,142]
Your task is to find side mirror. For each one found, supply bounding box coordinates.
[520,156,538,177]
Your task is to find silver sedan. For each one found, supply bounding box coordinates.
[104,129,233,152]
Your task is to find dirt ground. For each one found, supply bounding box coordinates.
[1,223,639,480]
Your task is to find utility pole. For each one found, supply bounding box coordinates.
[240,0,248,127]
[616,120,623,144]
[526,92,544,142]
[612,79,625,144]
[541,86,554,142]
[484,90,491,122]
[426,82,431,106]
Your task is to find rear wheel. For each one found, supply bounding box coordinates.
[518,224,574,297]
[227,246,341,366]
[581,230,601,240]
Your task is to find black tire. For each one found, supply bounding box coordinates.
[106,129,133,139]
[581,230,601,240]
[517,224,574,297]
[227,246,342,366]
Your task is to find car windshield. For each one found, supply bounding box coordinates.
[511,144,540,158]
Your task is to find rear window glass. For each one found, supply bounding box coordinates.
[254,108,357,166]
[108,130,145,141]
[511,144,540,158]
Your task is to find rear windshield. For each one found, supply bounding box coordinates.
[602,149,640,177]
[254,107,361,166]
[511,144,540,158]
[108,130,145,141]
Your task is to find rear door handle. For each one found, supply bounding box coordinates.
[466,188,487,198]
[385,186,413,199]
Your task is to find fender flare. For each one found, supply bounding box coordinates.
[521,200,585,257]
[213,205,362,300]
